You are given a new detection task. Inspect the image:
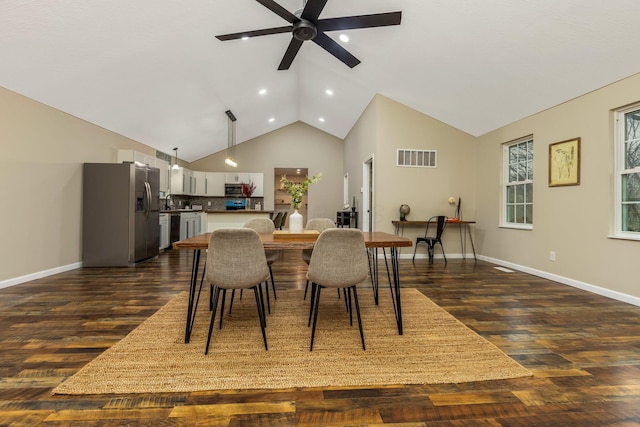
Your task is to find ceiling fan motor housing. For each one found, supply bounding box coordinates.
[293,19,317,41]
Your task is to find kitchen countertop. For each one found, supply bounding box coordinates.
[160,209,274,214]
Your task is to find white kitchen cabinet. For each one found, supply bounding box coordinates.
[250,173,264,197]
[179,212,200,240]
[156,158,170,195]
[159,213,169,249]
[117,149,155,167]
[197,212,208,234]
[193,171,207,196]
[205,172,226,196]
[118,149,170,195]
[171,167,194,195]
[225,172,250,184]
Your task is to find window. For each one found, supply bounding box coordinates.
[615,104,640,237]
[503,136,533,228]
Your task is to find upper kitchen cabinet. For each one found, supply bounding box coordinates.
[225,172,250,184]
[117,149,155,167]
[156,158,170,195]
[194,172,225,196]
[117,149,169,194]
[171,167,194,195]
[205,172,226,196]
[193,171,207,196]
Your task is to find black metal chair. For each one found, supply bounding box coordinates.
[412,215,448,264]
[271,211,284,230]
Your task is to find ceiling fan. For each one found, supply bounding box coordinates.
[215,0,402,70]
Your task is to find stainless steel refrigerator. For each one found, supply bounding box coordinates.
[83,162,160,267]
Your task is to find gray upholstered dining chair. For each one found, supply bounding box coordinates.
[244,217,281,312]
[204,228,270,354]
[307,228,370,351]
[301,218,336,299]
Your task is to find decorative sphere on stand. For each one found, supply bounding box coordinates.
[399,204,410,221]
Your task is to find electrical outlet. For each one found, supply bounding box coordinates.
[207,201,211,206]
[549,251,556,261]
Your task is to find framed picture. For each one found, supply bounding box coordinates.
[549,137,581,187]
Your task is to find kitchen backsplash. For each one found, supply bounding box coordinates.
[166,195,265,211]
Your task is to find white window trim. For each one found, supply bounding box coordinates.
[611,104,640,241]
[500,136,534,230]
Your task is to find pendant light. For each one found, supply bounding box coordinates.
[224,110,238,168]
[172,147,179,170]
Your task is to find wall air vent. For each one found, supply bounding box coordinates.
[397,149,437,168]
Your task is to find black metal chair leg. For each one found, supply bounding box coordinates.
[229,289,235,313]
[352,286,366,350]
[308,282,317,327]
[304,279,309,300]
[269,266,277,300]
[205,286,221,355]
[218,289,227,329]
[310,286,322,351]
[263,280,271,314]
[347,287,353,326]
[253,286,268,350]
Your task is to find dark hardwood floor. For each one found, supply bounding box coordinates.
[1,249,639,426]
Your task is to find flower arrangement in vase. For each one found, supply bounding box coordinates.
[241,181,255,209]
[280,173,322,232]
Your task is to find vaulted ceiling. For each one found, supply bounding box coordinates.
[2,0,640,162]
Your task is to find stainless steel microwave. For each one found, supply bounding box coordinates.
[224,183,243,197]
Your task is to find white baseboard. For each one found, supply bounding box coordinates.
[0,263,82,290]
[396,251,639,307]
[477,255,640,307]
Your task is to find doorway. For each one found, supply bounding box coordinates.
[274,167,308,228]
[363,155,374,232]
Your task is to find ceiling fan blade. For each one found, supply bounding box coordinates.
[317,11,402,32]
[216,26,293,41]
[256,0,298,23]
[278,37,304,70]
[312,32,360,68]
[301,0,328,21]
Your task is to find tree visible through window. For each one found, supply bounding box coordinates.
[503,137,533,227]
[617,105,640,234]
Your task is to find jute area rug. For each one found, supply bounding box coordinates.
[53,288,530,394]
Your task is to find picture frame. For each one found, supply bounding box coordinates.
[549,137,581,187]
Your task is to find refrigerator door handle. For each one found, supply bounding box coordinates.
[144,182,151,219]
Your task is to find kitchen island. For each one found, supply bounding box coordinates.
[200,210,273,231]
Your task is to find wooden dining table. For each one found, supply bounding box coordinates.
[173,231,412,343]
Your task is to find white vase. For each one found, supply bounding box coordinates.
[289,209,303,233]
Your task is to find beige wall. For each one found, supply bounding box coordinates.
[0,87,162,283]
[343,95,378,229]
[191,121,344,221]
[344,95,477,252]
[475,72,640,299]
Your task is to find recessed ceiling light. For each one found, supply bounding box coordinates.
[318,117,325,123]
[241,36,249,41]
[259,88,267,95]
[325,89,333,96]
[339,34,349,43]
[268,117,275,123]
